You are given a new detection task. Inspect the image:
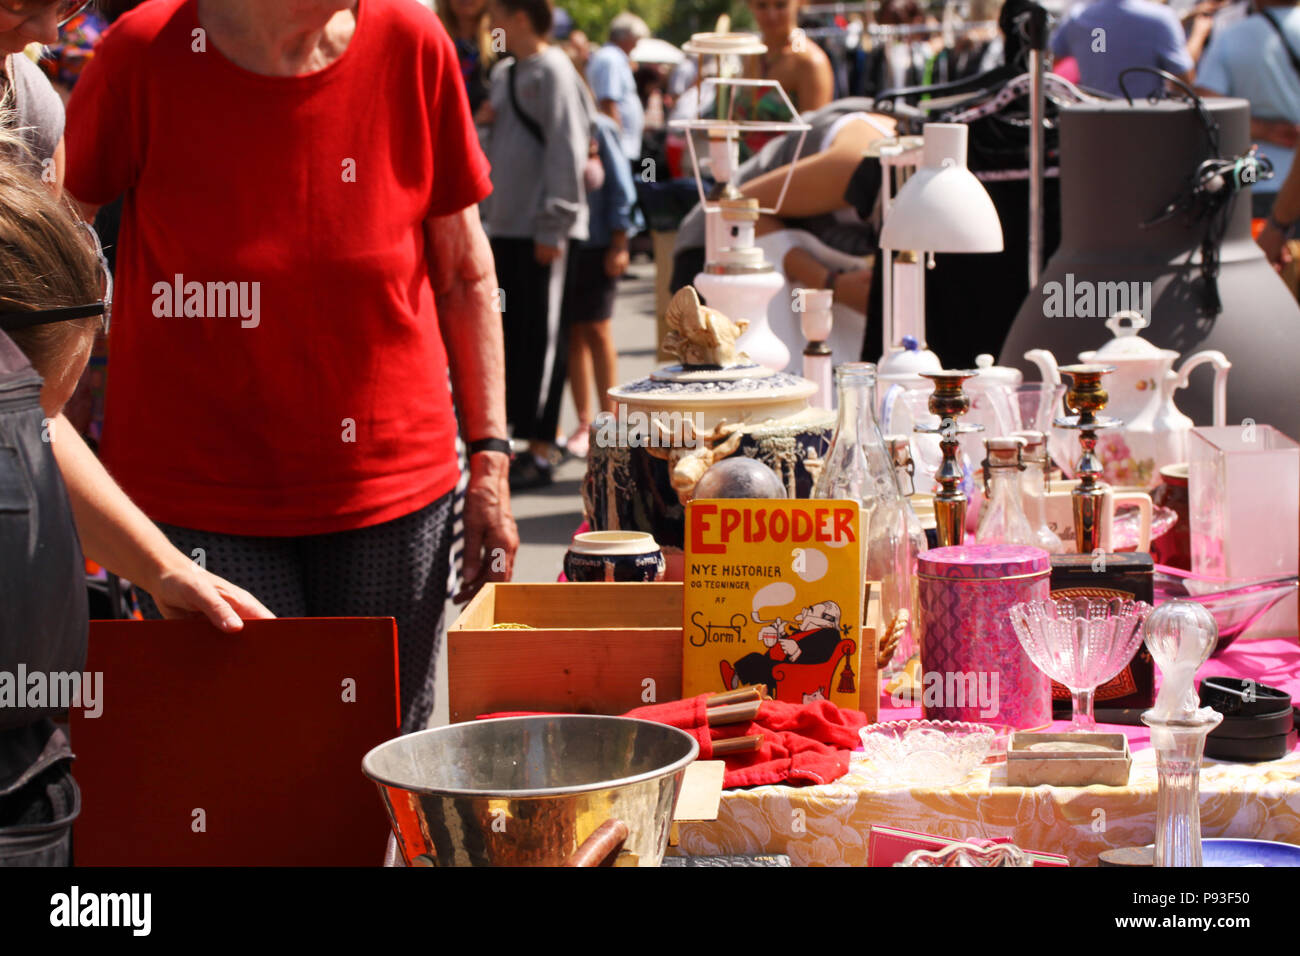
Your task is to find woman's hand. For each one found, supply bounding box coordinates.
[455,452,519,603]
[1252,118,1300,150]
[1257,220,1292,270]
[604,244,629,278]
[47,417,273,632]
[145,560,275,632]
[534,242,563,265]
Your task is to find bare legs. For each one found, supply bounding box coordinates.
[566,318,617,457]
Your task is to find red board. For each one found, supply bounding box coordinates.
[69,618,400,866]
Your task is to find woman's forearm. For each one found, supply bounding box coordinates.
[426,206,509,442]
[48,414,182,589]
[1272,160,1300,226]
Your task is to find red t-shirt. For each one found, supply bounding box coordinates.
[64,0,492,536]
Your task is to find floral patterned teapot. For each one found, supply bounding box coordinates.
[1025,312,1230,490]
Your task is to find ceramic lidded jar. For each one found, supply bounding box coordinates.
[1075,312,1230,490]
[563,531,666,583]
[917,544,1052,730]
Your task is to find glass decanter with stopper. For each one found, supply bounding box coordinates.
[814,364,915,645]
[1012,430,1064,554]
[975,436,1038,547]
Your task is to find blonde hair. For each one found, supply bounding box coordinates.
[0,125,102,383]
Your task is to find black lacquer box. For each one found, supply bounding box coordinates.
[1049,553,1155,724]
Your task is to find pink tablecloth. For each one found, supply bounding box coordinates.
[878,637,1300,752]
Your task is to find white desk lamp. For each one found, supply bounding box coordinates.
[877,123,1004,384]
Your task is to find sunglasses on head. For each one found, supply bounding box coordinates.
[0,221,113,336]
[0,0,92,27]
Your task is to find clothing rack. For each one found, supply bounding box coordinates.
[865,20,997,37]
[800,19,998,40]
[801,0,978,14]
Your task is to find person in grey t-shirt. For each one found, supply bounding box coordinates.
[482,0,592,487]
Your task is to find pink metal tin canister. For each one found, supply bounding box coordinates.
[917,544,1051,730]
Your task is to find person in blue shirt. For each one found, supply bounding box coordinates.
[1050,0,1194,98]
[1196,0,1300,217]
[586,12,647,163]
[559,111,637,459]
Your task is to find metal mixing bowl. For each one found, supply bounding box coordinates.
[362,715,698,866]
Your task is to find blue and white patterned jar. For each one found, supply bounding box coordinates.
[564,531,666,583]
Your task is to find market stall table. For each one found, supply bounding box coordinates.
[674,638,1300,866]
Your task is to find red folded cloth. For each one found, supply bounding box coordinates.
[624,695,871,789]
[478,696,872,789]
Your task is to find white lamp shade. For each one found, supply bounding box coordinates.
[878,123,1004,254]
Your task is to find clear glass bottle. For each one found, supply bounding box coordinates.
[815,364,914,647]
[814,363,879,505]
[975,437,1038,547]
[1013,430,1065,554]
[884,437,929,676]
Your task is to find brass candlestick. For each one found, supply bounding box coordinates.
[917,370,983,547]
[1054,364,1121,554]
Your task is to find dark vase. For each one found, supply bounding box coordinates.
[1150,463,1190,569]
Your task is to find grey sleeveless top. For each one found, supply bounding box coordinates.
[5,52,65,174]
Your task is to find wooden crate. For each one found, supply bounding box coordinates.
[448,582,881,722]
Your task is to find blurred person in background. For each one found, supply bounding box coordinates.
[738,0,833,154]
[1195,0,1300,218]
[635,61,667,129]
[1050,0,1193,97]
[483,0,593,488]
[587,11,647,164]
[1257,147,1300,273]
[34,2,105,102]
[561,25,590,72]
[560,110,635,460]
[63,0,518,734]
[437,0,496,118]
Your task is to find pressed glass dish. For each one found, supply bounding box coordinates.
[856,719,996,788]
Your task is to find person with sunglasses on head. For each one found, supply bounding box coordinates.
[63,0,519,734]
[0,0,92,197]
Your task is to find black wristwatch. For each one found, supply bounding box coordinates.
[1267,209,1294,235]
[467,437,512,458]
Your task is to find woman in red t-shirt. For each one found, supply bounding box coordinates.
[64,0,519,733]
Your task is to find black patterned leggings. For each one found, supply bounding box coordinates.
[135,492,455,734]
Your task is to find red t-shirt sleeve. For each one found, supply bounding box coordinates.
[64,16,141,206]
[422,21,491,219]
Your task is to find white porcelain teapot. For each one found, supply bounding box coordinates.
[1025,312,1230,490]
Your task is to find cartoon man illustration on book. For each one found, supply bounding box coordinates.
[719,600,847,699]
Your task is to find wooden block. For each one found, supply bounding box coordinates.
[1006,732,1132,787]
[673,760,725,822]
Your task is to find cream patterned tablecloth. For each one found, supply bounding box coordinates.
[675,748,1300,866]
